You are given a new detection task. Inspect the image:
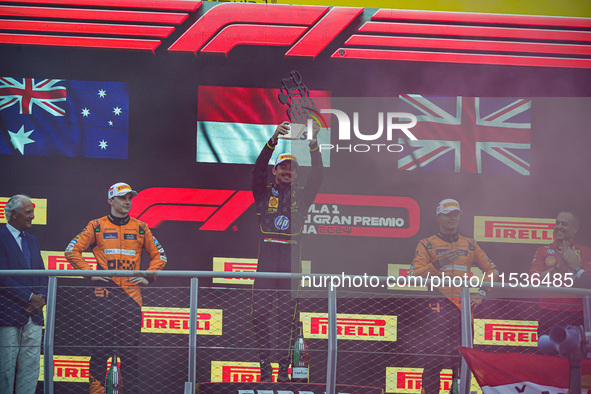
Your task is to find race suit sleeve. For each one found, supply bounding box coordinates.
[64,220,98,271]
[302,141,323,209]
[473,240,500,283]
[140,223,167,283]
[410,239,438,277]
[252,138,276,204]
[529,246,549,275]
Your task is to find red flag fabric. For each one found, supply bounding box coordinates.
[460,347,591,393]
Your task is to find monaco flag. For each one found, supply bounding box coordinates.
[196,86,331,167]
[460,347,591,393]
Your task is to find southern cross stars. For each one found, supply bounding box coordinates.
[8,126,35,155]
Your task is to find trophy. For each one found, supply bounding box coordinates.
[278,71,320,140]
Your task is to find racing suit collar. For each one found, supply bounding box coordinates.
[552,239,575,250]
[272,182,293,190]
[436,232,459,243]
[108,213,130,226]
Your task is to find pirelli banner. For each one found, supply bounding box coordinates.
[474,216,555,244]
[141,307,223,335]
[300,312,397,341]
[385,368,482,394]
[0,197,47,224]
[473,319,538,347]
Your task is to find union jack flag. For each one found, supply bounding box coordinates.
[0,78,67,116]
[397,95,531,175]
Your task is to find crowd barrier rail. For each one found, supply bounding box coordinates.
[1,270,590,394]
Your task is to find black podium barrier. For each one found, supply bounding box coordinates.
[196,382,384,394]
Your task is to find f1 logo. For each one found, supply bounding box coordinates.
[129,188,254,230]
[169,3,362,58]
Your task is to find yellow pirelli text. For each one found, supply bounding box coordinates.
[141,306,222,335]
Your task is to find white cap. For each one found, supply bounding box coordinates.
[108,182,138,199]
[436,199,462,215]
[274,153,298,167]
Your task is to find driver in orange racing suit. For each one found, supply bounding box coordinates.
[409,199,499,394]
[65,182,167,394]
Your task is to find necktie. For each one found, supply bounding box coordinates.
[20,232,31,268]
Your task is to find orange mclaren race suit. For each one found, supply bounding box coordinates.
[530,240,591,335]
[251,137,322,380]
[65,214,167,393]
[409,232,499,394]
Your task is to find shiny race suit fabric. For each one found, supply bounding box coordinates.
[410,233,499,394]
[251,139,322,363]
[65,215,167,392]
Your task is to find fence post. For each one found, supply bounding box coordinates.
[186,277,199,394]
[459,286,473,394]
[326,286,337,394]
[584,296,591,358]
[43,276,57,394]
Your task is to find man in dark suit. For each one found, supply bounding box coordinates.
[0,194,47,394]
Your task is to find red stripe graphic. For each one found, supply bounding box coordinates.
[0,5,189,24]
[358,22,591,42]
[197,86,330,125]
[372,9,591,29]
[0,20,175,38]
[345,35,591,57]
[0,33,161,51]
[332,49,591,69]
[0,0,201,11]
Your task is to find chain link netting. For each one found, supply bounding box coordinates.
[1,277,589,393]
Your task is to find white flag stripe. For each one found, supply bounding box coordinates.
[196,121,331,166]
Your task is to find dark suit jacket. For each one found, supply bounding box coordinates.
[574,271,591,289]
[0,225,47,326]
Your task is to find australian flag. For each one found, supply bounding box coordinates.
[0,77,128,159]
[397,95,531,175]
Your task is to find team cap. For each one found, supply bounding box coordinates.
[436,199,462,215]
[274,153,298,167]
[108,182,138,199]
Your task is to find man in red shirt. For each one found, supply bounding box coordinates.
[530,210,591,336]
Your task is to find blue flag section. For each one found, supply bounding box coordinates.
[0,78,129,159]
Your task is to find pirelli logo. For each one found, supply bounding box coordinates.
[141,307,222,335]
[385,368,453,393]
[385,367,481,394]
[212,257,311,285]
[212,257,258,285]
[39,355,90,382]
[474,216,555,244]
[300,312,397,341]
[0,197,47,224]
[211,361,280,383]
[41,251,97,275]
[474,319,538,346]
